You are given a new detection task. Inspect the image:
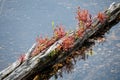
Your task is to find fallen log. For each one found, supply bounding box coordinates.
[0,2,120,80]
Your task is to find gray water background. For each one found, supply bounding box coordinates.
[0,0,120,80]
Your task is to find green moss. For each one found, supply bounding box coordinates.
[48,50,57,57]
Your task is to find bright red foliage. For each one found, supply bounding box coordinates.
[47,38,56,47]
[76,27,84,38]
[32,44,46,56]
[54,25,66,39]
[62,36,75,51]
[76,7,92,28]
[31,36,49,56]
[36,36,48,45]
[31,36,57,57]
[97,12,107,23]
[31,25,67,56]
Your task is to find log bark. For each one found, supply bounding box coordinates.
[0,2,120,80]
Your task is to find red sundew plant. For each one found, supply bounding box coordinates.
[97,12,107,23]
[31,36,57,57]
[32,44,47,56]
[75,7,92,28]
[31,25,66,57]
[19,54,26,63]
[31,36,49,56]
[36,36,48,45]
[76,27,84,38]
[29,8,108,57]
[53,25,66,39]
[61,36,75,51]
[16,6,110,68]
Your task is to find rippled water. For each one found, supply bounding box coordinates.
[0,0,120,80]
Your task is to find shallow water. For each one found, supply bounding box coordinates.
[0,0,120,80]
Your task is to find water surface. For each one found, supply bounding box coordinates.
[0,0,120,80]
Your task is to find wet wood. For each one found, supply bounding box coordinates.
[0,2,120,80]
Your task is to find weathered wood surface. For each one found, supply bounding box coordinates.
[0,2,120,80]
